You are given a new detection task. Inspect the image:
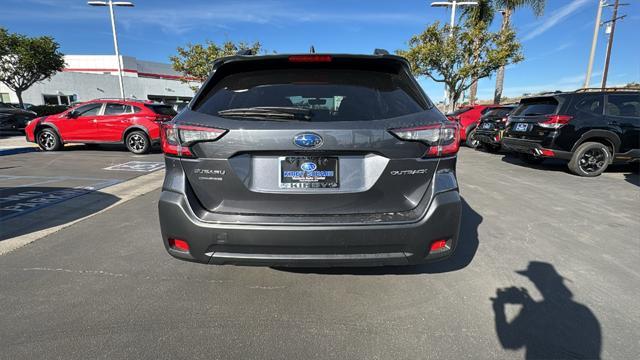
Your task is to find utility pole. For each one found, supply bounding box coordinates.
[601,0,627,89]
[584,0,604,88]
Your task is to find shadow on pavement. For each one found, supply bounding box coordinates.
[60,143,163,154]
[502,153,639,177]
[0,187,119,240]
[274,197,481,275]
[491,261,601,360]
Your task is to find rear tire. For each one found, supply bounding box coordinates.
[36,128,62,151]
[125,130,150,154]
[568,142,611,177]
[465,128,480,148]
[520,153,544,165]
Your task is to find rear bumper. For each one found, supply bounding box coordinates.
[158,189,462,267]
[501,137,572,160]
[474,128,502,145]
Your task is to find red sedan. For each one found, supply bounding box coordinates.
[25,99,176,154]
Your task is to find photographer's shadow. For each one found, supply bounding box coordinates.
[492,262,601,359]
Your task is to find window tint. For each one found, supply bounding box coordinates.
[196,69,428,122]
[73,103,102,116]
[148,104,177,116]
[575,95,603,115]
[104,103,128,115]
[513,98,559,116]
[606,94,640,118]
[132,106,142,114]
[485,108,512,117]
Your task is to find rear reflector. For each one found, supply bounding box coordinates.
[288,55,332,63]
[430,239,448,252]
[540,148,555,157]
[168,238,190,252]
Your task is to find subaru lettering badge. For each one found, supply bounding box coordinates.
[300,162,317,172]
[293,133,323,148]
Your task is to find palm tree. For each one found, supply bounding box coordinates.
[493,0,545,104]
[460,0,495,104]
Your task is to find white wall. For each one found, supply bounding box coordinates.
[0,71,197,105]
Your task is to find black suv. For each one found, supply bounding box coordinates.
[157,53,461,267]
[502,89,640,176]
[473,105,517,152]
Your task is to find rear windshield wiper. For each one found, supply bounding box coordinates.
[217,107,312,121]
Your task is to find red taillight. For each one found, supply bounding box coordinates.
[168,238,189,252]
[539,115,573,129]
[161,124,227,158]
[390,123,459,157]
[288,55,332,63]
[430,239,448,252]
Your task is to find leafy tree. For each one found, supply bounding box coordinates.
[170,40,262,91]
[0,28,65,108]
[398,21,523,112]
[493,0,545,103]
[459,0,495,104]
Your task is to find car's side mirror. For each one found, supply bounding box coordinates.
[66,110,78,118]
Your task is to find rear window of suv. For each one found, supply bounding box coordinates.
[513,97,559,117]
[196,69,429,122]
[148,104,177,116]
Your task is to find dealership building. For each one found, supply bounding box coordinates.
[0,55,198,106]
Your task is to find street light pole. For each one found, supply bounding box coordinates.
[584,0,604,89]
[430,1,478,110]
[88,1,134,99]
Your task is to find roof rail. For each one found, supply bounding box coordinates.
[236,49,254,56]
[575,87,640,93]
[373,48,389,55]
[90,98,156,103]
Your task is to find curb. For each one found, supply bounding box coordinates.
[0,170,165,255]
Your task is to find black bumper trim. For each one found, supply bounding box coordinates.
[158,190,461,267]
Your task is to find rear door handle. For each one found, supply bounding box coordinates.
[608,121,618,125]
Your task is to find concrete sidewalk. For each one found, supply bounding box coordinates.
[0,134,38,155]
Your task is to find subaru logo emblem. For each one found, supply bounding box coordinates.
[300,162,317,172]
[293,133,323,148]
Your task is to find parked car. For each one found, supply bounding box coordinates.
[25,99,177,154]
[0,102,37,131]
[472,105,517,151]
[502,89,640,176]
[448,104,503,146]
[8,102,34,110]
[158,52,462,266]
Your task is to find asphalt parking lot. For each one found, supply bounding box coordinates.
[0,142,163,241]
[0,146,639,359]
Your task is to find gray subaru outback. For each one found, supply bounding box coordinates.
[158,53,461,267]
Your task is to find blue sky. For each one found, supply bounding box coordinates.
[2,0,639,101]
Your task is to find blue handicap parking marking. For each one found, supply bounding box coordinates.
[0,176,121,221]
[103,161,165,172]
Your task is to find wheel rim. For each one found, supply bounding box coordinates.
[579,148,607,173]
[39,132,55,150]
[128,134,146,152]
[468,131,479,147]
